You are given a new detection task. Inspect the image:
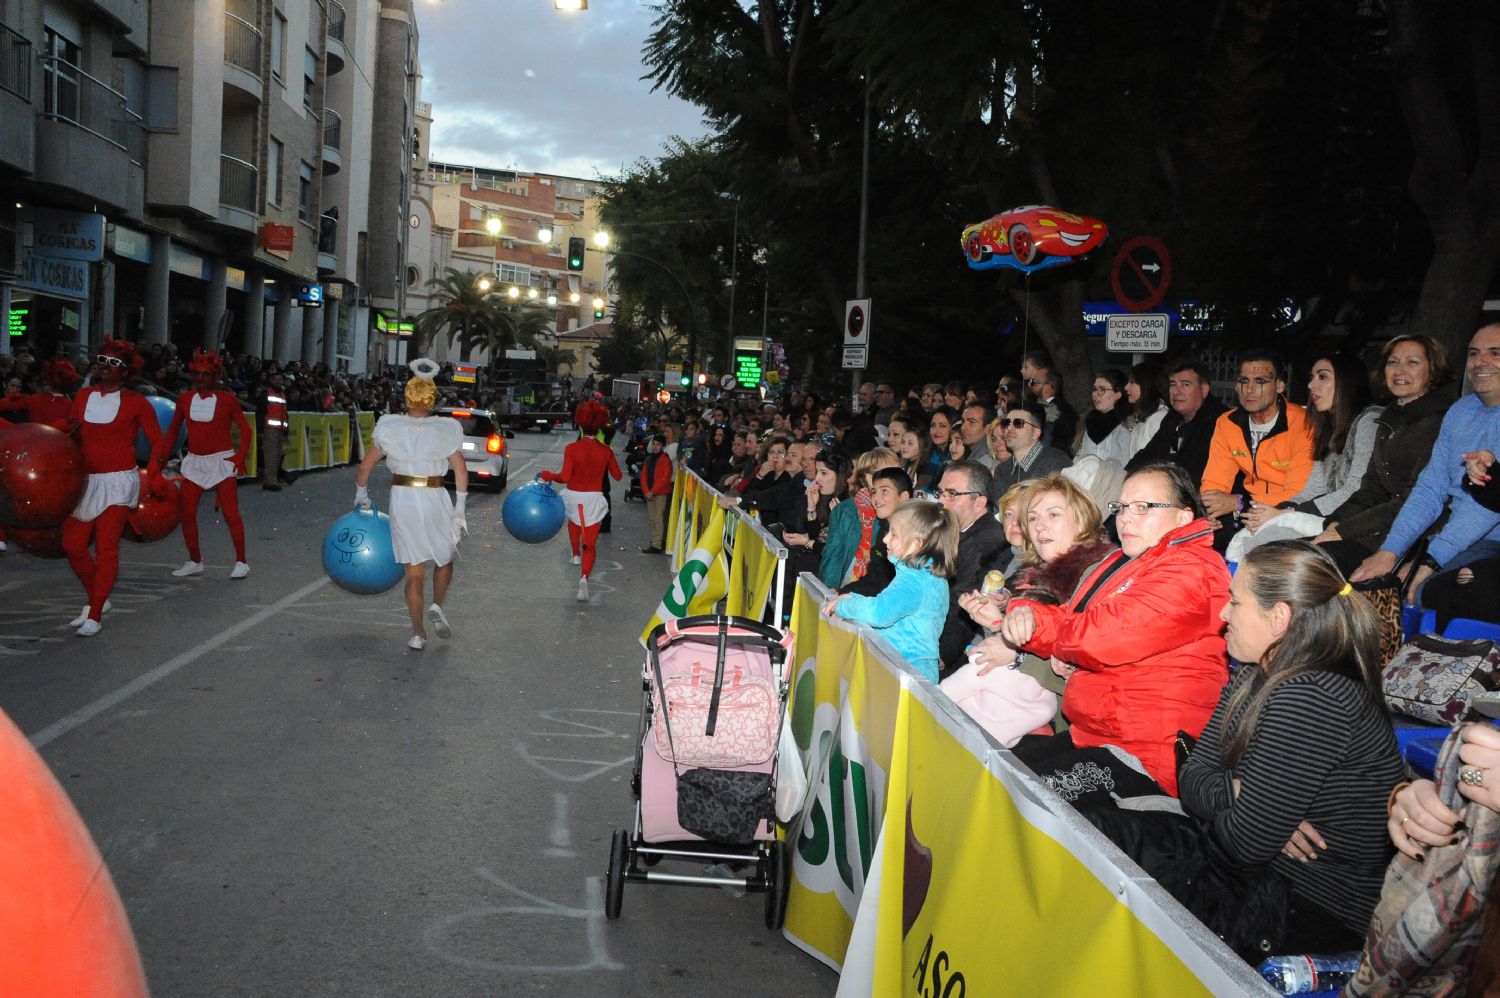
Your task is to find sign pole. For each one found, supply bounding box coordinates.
[852,71,871,406]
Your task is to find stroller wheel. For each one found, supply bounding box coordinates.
[606,829,629,920]
[763,840,789,930]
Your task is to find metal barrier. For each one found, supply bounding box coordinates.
[322,107,341,151]
[318,211,338,255]
[39,55,144,163]
[327,0,346,41]
[223,8,263,78]
[218,154,258,213]
[678,468,791,623]
[0,21,29,101]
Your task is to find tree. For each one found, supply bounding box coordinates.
[478,302,549,367]
[536,344,578,375]
[413,268,498,362]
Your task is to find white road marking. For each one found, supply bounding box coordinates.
[28,575,332,749]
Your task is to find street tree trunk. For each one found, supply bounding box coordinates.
[1389,1,1500,359]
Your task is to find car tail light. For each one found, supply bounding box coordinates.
[486,434,504,454]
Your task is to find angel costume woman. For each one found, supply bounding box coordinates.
[539,399,621,601]
[354,359,468,649]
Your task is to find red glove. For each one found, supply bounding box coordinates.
[145,462,171,500]
[232,455,247,476]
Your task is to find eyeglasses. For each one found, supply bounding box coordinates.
[933,488,982,500]
[96,355,126,368]
[1106,500,1184,516]
[1090,385,1120,394]
[875,388,894,396]
[1000,418,1036,429]
[1236,377,1276,387]
[1024,377,1042,387]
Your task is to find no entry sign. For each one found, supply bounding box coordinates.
[1111,236,1172,314]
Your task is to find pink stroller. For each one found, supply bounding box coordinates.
[606,614,793,928]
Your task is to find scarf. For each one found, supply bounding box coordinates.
[849,489,879,580]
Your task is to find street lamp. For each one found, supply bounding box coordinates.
[592,230,610,248]
[536,224,553,243]
[591,296,605,310]
[546,293,558,306]
[477,276,492,292]
[554,0,586,9]
[569,291,581,304]
[527,287,540,300]
[485,214,502,235]
[507,286,521,299]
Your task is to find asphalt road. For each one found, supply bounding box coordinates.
[1,430,836,997]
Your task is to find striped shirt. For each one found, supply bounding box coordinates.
[1178,666,1404,934]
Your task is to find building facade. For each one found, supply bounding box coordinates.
[0,0,417,374]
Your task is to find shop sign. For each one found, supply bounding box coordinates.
[7,305,28,337]
[110,224,153,264]
[31,208,105,262]
[260,223,295,253]
[18,247,89,299]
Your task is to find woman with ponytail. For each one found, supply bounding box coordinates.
[1094,540,1405,958]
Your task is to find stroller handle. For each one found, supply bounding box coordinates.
[648,614,789,650]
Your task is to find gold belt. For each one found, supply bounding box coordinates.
[391,474,445,488]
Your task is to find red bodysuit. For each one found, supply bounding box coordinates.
[158,390,252,566]
[540,437,622,579]
[0,392,72,429]
[63,387,164,622]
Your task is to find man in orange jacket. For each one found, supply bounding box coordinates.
[638,433,674,554]
[1200,351,1316,547]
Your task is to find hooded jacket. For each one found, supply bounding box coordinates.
[1200,399,1317,505]
[1012,519,1230,796]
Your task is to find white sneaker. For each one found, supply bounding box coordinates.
[576,577,590,602]
[230,562,250,579]
[76,619,101,637]
[407,634,426,650]
[427,603,452,640]
[570,555,582,566]
[67,601,110,627]
[173,561,204,577]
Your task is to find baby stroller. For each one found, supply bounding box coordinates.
[622,440,646,503]
[606,614,793,928]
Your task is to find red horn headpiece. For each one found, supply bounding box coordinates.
[42,358,79,392]
[98,338,143,373]
[574,399,609,433]
[188,348,222,378]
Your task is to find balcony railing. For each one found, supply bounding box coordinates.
[40,55,144,163]
[318,211,337,255]
[327,0,346,42]
[323,107,341,151]
[1,22,29,101]
[219,154,258,213]
[224,10,263,77]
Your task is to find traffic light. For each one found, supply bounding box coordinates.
[593,305,606,320]
[679,373,691,387]
[567,236,585,271]
[696,373,707,386]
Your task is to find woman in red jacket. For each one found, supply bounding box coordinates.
[156,350,252,579]
[1001,461,1230,803]
[63,340,165,636]
[539,400,621,601]
[0,358,78,429]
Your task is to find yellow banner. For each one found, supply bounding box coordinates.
[665,469,689,565]
[328,414,352,465]
[726,522,779,620]
[639,505,729,645]
[306,419,330,468]
[236,421,257,479]
[356,412,377,459]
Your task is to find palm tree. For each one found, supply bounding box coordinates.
[535,344,578,376]
[479,302,552,369]
[413,268,498,362]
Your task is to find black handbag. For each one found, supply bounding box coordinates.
[676,768,774,844]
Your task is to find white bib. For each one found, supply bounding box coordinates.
[189,393,218,421]
[84,391,122,424]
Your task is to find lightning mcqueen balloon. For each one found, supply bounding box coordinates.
[961,206,1108,273]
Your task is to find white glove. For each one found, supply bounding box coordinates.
[452,491,468,544]
[355,484,372,510]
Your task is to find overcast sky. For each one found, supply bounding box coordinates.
[417,1,709,181]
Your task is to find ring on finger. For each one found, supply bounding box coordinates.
[1460,766,1487,787]
[1399,816,1411,829]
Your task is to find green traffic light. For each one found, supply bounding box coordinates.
[679,375,690,386]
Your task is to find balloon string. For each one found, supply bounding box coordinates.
[1022,272,1031,361]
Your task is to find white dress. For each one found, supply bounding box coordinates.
[373,414,463,566]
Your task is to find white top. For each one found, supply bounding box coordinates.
[189,393,218,421]
[373,414,463,476]
[84,391,122,423]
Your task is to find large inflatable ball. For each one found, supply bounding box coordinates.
[9,525,66,559]
[134,395,183,464]
[0,708,149,997]
[502,481,566,544]
[322,508,404,595]
[0,425,86,529]
[124,471,180,543]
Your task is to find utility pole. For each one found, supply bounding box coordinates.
[853,73,871,408]
[726,198,739,375]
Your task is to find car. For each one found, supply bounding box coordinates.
[960,206,1108,273]
[434,406,512,491]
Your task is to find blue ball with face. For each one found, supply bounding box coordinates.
[322,508,404,595]
[502,481,567,544]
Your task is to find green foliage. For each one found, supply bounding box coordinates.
[414,268,549,364]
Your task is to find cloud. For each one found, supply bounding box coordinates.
[417,0,707,179]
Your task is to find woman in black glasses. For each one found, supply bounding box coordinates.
[1000,462,1230,806]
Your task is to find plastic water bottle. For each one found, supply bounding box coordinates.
[703,863,746,898]
[1257,952,1362,994]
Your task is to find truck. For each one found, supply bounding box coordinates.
[487,350,571,432]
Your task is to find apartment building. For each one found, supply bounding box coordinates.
[0,0,417,374]
[404,103,611,372]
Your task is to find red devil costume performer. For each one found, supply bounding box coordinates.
[0,359,78,429]
[539,400,621,601]
[63,340,164,636]
[156,349,251,579]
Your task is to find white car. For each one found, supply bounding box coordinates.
[435,407,512,491]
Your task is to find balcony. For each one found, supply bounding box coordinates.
[326,0,346,75]
[223,4,263,101]
[217,153,259,232]
[321,107,342,175]
[317,211,338,272]
[35,55,144,212]
[0,23,32,175]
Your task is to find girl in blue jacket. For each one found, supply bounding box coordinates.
[824,499,957,681]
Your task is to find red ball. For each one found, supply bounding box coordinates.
[0,425,86,529]
[8,524,66,559]
[124,471,179,543]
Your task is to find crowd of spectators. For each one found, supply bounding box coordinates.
[621,324,1500,974]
